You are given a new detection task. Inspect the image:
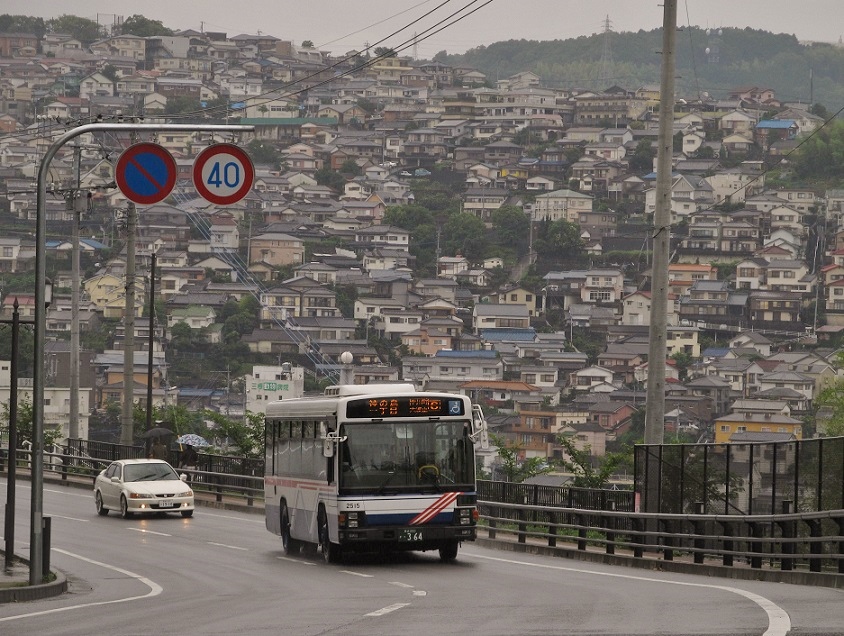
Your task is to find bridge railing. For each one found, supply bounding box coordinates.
[477,498,844,576]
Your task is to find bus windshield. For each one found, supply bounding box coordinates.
[339,420,474,492]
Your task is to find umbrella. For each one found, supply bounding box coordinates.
[175,433,211,447]
[141,426,174,439]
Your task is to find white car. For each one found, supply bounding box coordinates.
[94,459,195,519]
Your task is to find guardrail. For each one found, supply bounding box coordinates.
[478,499,844,577]
[4,447,843,582]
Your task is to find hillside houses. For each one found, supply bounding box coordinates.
[4,25,844,456]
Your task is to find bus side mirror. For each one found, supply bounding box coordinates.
[323,439,335,458]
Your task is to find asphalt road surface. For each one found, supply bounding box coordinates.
[1,478,842,635]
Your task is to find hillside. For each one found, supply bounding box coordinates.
[435,27,844,109]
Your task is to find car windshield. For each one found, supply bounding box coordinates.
[123,463,178,482]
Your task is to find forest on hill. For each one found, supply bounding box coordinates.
[434,27,844,109]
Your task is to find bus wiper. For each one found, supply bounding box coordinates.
[378,470,397,494]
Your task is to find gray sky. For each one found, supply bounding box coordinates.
[5,1,843,58]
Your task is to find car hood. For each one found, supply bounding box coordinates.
[127,480,192,496]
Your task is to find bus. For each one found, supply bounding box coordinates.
[264,383,487,563]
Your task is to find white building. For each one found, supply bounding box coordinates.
[245,364,305,415]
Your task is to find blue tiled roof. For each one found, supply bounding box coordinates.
[434,349,498,358]
[480,328,537,342]
[756,119,795,129]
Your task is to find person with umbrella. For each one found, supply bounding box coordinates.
[150,437,168,461]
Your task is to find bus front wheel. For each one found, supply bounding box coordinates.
[318,507,342,564]
[281,502,302,555]
[439,540,459,562]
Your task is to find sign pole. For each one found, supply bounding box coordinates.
[32,122,253,584]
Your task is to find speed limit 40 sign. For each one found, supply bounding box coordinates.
[192,143,255,205]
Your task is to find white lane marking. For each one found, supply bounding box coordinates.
[389,581,414,588]
[207,541,248,551]
[277,556,316,566]
[194,512,264,524]
[127,528,171,537]
[46,514,89,522]
[465,552,791,636]
[412,590,427,597]
[44,488,91,498]
[340,570,374,578]
[0,548,163,622]
[365,603,410,617]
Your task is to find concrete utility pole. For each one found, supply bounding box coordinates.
[69,146,82,441]
[33,122,253,585]
[644,0,677,450]
[121,202,136,445]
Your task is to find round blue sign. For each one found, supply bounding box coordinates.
[115,142,177,205]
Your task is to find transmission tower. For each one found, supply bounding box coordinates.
[597,15,614,88]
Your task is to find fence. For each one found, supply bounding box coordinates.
[635,437,844,515]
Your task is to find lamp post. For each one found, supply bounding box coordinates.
[32,122,253,585]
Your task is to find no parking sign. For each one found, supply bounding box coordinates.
[115,142,177,205]
[192,144,255,205]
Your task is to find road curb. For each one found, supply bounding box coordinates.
[0,565,67,604]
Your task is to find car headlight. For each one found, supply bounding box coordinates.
[185,490,193,497]
[129,493,155,499]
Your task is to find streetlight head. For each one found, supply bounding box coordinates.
[340,351,353,365]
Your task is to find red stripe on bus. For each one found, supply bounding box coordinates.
[409,491,459,525]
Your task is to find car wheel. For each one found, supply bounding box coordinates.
[439,540,459,562]
[120,495,133,519]
[281,502,302,555]
[318,507,342,564]
[181,510,193,518]
[95,491,109,516]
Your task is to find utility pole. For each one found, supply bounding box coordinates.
[146,250,156,432]
[121,201,136,445]
[644,3,677,449]
[69,145,82,441]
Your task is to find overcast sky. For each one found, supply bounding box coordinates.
[6,1,843,58]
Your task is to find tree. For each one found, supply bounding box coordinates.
[534,218,584,264]
[301,40,314,49]
[442,212,488,262]
[490,434,553,483]
[373,47,397,58]
[47,15,103,45]
[490,205,530,256]
[0,15,47,39]
[120,14,173,37]
[202,410,265,457]
[246,139,281,166]
[314,167,346,192]
[1,395,62,447]
[556,436,631,488]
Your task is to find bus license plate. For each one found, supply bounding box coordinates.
[399,529,423,542]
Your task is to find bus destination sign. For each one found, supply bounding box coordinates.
[346,396,465,419]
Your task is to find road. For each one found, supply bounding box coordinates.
[1,478,843,635]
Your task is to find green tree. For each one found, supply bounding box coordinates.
[793,118,844,180]
[202,410,265,457]
[556,435,631,488]
[301,40,314,49]
[246,139,281,166]
[0,15,47,39]
[47,15,103,45]
[373,47,397,58]
[490,205,530,255]
[1,395,62,447]
[314,167,346,192]
[490,433,553,483]
[120,14,173,37]
[340,159,361,175]
[628,139,656,173]
[165,94,200,115]
[534,218,584,264]
[442,212,488,262]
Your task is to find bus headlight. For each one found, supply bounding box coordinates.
[456,507,474,525]
[340,511,366,528]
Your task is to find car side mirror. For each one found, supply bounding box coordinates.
[180,474,188,482]
[110,476,121,483]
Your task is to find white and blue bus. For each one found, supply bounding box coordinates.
[264,383,487,562]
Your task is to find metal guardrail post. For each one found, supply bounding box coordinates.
[805,519,823,573]
[721,519,734,566]
[779,500,794,571]
[487,505,497,539]
[632,517,644,558]
[577,513,587,551]
[661,518,674,561]
[605,501,616,555]
[693,502,705,564]
[548,510,558,548]
[748,521,763,569]
[517,496,527,544]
